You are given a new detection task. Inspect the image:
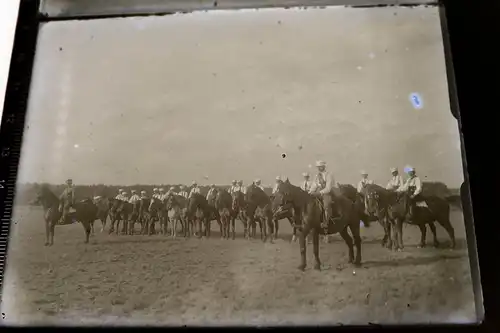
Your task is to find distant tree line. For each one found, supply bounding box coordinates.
[14,181,462,209]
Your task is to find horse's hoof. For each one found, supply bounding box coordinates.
[397,248,403,252]
[348,258,354,264]
[44,242,49,246]
[417,244,425,249]
[314,263,321,271]
[433,242,440,248]
[353,262,362,268]
[297,264,306,271]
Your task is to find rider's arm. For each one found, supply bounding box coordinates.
[413,178,423,196]
[320,173,336,195]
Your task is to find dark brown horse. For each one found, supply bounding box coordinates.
[205,191,223,237]
[165,194,188,238]
[361,184,393,248]
[231,190,248,237]
[127,199,142,235]
[245,184,274,242]
[271,195,298,241]
[92,196,110,233]
[108,199,133,235]
[274,179,362,271]
[187,193,211,238]
[387,189,456,251]
[147,197,165,235]
[215,189,234,239]
[33,186,96,245]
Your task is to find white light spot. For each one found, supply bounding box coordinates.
[308,164,312,169]
[368,52,375,59]
[357,66,363,70]
[73,144,79,148]
[405,47,410,51]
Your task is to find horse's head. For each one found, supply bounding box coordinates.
[364,184,381,215]
[231,191,245,211]
[165,194,177,210]
[273,180,294,216]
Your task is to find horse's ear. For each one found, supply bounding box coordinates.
[285,178,290,184]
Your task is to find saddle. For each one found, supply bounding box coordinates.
[314,197,342,235]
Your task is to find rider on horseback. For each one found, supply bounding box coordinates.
[140,190,148,199]
[158,188,166,200]
[386,167,404,191]
[152,188,160,200]
[178,185,189,199]
[357,170,373,193]
[308,160,342,230]
[272,176,282,195]
[300,172,312,192]
[129,190,140,204]
[229,180,238,194]
[398,166,423,223]
[115,188,124,200]
[189,181,201,198]
[58,178,75,225]
[254,179,264,191]
[206,184,217,201]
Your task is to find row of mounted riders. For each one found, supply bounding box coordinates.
[35,181,456,271]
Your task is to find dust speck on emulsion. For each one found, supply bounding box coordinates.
[409,93,423,110]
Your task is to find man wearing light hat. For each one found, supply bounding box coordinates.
[121,191,130,202]
[272,176,283,195]
[229,180,238,194]
[237,180,247,194]
[386,167,403,191]
[115,188,124,200]
[58,178,76,224]
[206,184,217,201]
[357,170,374,194]
[178,185,189,199]
[152,188,160,200]
[309,160,342,231]
[140,190,148,199]
[254,179,264,191]
[399,166,424,221]
[300,172,312,192]
[129,189,141,204]
[158,188,166,200]
[189,181,201,198]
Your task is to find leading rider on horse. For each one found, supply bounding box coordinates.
[398,166,423,223]
[58,178,75,225]
[308,160,342,230]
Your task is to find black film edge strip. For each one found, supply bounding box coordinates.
[0,0,40,295]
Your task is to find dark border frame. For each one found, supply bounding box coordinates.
[0,0,498,331]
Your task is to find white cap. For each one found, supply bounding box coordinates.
[315,160,326,167]
[159,188,165,192]
[255,179,261,183]
[276,176,281,181]
[302,172,310,177]
[141,190,146,194]
[118,188,123,192]
[170,187,175,191]
[232,180,237,184]
[390,167,398,173]
[153,188,158,191]
[192,181,197,185]
[405,166,415,173]
[180,185,185,189]
[131,190,137,193]
[361,170,368,175]
[122,191,128,195]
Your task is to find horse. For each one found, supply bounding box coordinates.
[187,193,211,238]
[231,190,248,237]
[360,184,394,248]
[271,194,299,241]
[147,197,166,235]
[274,179,362,271]
[33,186,96,245]
[108,199,133,235]
[139,197,152,235]
[92,196,110,233]
[72,198,99,243]
[205,191,223,237]
[387,189,456,251]
[215,188,234,239]
[165,194,188,238]
[245,184,274,242]
[127,199,142,235]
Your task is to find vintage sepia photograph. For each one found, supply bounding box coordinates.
[1,5,478,326]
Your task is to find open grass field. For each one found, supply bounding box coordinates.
[1,206,477,326]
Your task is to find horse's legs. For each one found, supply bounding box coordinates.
[349,220,362,266]
[417,224,427,248]
[428,222,440,248]
[101,215,107,233]
[44,219,50,246]
[298,221,313,271]
[82,221,91,244]
[396,218,404,251]
[312,227,321,270]
[109,217,115,234]
[288,218,297,242]
[381,216,390,248]
[49,220,56,246]
[339,228,355,264]
[274,218,279,240]
[90,220,95,236]
[437,217,456,249]
[385,217,393,249]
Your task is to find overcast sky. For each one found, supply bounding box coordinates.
[17,6,464,187]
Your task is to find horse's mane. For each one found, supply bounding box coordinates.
[365,183,387,193]
[39,185,59,203]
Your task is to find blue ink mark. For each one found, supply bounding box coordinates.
[409,93,423,109]
[404,166,413,173]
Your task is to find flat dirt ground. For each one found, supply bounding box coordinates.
[1,206,478,326]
